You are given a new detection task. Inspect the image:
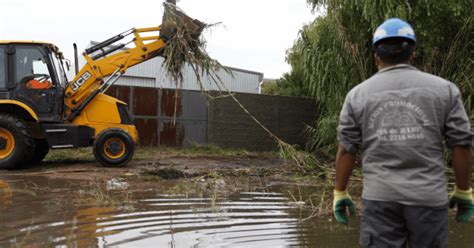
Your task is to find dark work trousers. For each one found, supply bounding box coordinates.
[360,199,448,248]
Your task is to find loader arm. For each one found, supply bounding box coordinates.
[64,0,205,122]
[63,27,167,121]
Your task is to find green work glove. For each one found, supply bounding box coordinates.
[333,189,356,225]
[449,187,474,223]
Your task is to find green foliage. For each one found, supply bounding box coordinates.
[296,0,473,149]
[261,74,308,97]
[305,112,339,152]
[261,80,279,95]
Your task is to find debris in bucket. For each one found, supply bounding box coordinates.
[161,2,226,91]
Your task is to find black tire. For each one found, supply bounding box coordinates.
[93,128,135,167]
[30,139,49,164]
[0,114,35,170]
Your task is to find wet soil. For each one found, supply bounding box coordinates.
[9,154,295,191]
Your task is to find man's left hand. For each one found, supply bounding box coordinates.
[333,189,356,225]
[449,187,474,222]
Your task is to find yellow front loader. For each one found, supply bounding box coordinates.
[0,1,204,169]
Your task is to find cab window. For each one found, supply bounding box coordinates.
[0,46,6,89]
[15,46,53,88]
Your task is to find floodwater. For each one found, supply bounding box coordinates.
[0,174,473,248]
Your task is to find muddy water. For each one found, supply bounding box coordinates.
[0,174,473,248]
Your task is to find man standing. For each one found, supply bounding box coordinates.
[333,18,473,247]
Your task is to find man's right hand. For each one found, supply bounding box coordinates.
[333,189,356,225]
[449,187,474,222]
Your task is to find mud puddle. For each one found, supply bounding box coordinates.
[0,172,473,247]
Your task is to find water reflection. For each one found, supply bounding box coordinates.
[98,192,302,247]
[0,179,12,206]
[0,175,473,247]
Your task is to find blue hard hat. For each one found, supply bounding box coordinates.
[373,18,416,45]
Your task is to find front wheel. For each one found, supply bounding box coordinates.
[0,114,35,170]
[93,129,135,167]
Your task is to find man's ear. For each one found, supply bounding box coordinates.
[409,52,416,64]
[374,54,381,68]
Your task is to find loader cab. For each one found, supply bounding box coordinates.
[2,42,67,122]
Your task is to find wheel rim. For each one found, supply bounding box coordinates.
[103,137,126,159]
[0,128,15,159]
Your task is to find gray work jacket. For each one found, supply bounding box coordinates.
[338,64,472,206]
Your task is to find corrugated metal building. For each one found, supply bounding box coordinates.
[85,41,264,93]
[116,57,263,93]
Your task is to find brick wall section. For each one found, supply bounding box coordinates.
[207,93,316,151]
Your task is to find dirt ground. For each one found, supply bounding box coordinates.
[7,151,299,189]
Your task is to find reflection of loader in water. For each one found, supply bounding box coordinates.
[0,178,119,246]
[65,189,120,247]
[0,179,12,205]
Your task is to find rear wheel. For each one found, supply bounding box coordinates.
[93,129,135,167]
[31,139,49,164]
[0,114,35,170]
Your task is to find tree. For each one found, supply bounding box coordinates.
[297,0,473,151]
[261,74,308,97]
[261,80,279,95]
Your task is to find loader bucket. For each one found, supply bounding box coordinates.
[161,1,206,41]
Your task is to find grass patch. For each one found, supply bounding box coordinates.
[135,143,278,160]
[43,144,279,163]
[44,148,94,162]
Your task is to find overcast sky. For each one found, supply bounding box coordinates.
[0,0,317,79]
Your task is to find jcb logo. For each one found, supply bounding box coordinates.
[72,72,92,91]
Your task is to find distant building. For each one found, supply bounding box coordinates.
[81,41,264,94]
[117,57,264,94]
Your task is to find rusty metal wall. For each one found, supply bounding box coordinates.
[107,86,207,147]
[157,90,208,147]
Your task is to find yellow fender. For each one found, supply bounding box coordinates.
[0,100,39,121]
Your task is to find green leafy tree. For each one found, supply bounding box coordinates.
[261,80,279,95]
[296,0,473,151]
[261,74,308,97]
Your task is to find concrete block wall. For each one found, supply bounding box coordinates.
[207,93,316,150]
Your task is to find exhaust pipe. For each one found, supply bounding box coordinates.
[73,43,79,75]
